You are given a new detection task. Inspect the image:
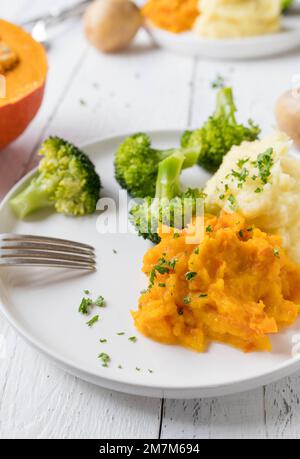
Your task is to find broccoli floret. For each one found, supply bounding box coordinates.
[114,133,199,198]
[181,87,260,173]
[130,152,205,244]
[281,0,294,11]
[10,137,101,219]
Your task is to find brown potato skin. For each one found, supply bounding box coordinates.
[276,89,300,148]
[83,0,143,53]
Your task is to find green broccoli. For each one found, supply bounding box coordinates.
[130,152,205,244]
[10,137,101,219]
[114,133,199,198]
[281,0,294,11]
[181,87,260,173]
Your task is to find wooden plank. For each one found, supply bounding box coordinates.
[1,0,31,20]
[161,390,266,439]
[24,31,194,156]
[265,375,300,439]
[0,333,161,439]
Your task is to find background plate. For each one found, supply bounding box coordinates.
[147,17,300,60]
[1,130,300,399]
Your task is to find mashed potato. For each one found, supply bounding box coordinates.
[194,0,281,38]
[204,132,300,264]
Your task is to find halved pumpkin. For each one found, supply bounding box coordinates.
[0,20,48,150]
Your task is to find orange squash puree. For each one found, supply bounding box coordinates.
[142,0,199,33]
[133,213,300,353]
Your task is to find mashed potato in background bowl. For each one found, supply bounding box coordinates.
[204,132,300,264]
[194,0,281,38]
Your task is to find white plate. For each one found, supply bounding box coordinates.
[1,130,300,399]
[148,17,300,59]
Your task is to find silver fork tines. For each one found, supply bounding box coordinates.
[0,234,96,271]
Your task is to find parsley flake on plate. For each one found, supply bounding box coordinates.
[129,336,137,343]
[98,353,110,367]
[78,297,93,315]
[86,315,99,327]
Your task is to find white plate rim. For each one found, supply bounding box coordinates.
[146,16,300,59]
[1,130,300,399]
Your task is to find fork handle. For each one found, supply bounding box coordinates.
[20,0,91,27]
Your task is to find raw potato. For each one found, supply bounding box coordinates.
[83,0,143,53]
[276,89,300,148]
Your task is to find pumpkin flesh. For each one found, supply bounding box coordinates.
[0,20,47,149]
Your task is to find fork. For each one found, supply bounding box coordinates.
[20,0,91,46]
[0,234,96,271]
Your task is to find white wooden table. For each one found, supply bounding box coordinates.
[1,0,300,439]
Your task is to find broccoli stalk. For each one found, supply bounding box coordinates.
[10,137,101,219]
[281,0,294,11]
[154,152,184,200]
[130,152,204,244]
[10,175,57,218]
[114,133,199,198]
[181,87,260,173]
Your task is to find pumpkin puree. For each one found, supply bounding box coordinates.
[133,213,300,352]
[142,0,199,33]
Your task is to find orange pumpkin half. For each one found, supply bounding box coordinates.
[0,20,48,150]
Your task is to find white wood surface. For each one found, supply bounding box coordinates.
[1,0,300,439]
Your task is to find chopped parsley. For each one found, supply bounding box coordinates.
[118,365,123,369]
[168,258,177,270]
[237,157,249,169]
[84,289,90,295]
[149,257,177,287]
[256,148,274,184]
[136,367,141,372]
[185,271,197,281]
[228,194,237,211]
[95,296,106,308]
[78,294,106,314]
[206,225,213,233]
[273,247,280,258]
[239,230,244,238]
[129,336,137,343]
[117,332,125,336]
[158,283,166,288]
[254,187,263,193]
[194,248,200,255]
[78,297,93,314]
[86,315,99,327]
[173,233,180,239]
[113,249,118,254]
[211,74,225,89]
[198,293,208,298]
[98,353,110,367]
[231,167,249,188]
[148,369,154,374]
[99,339,107,343]
[183,296,191,305]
